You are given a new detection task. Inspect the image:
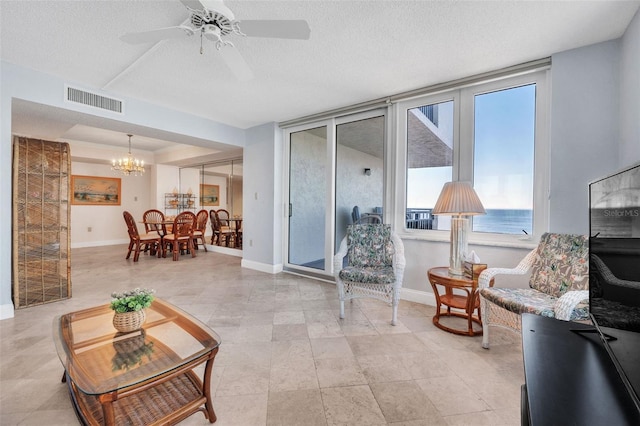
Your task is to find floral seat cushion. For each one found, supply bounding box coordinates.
[529,233,589,297]
[480,287,589,321]
[339,265,395,284]
[347,224,394,268]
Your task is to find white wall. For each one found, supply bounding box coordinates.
[71,162,153,247]
[549,40,621,234]
[619,9,640,164]
[242,122,283,272]
[155,164,181,211]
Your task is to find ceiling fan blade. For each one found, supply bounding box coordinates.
[181,0,234,18]
[179,0,206,11]
[121,25,194,44]
[219,47,254,81]
[238,20,311,40]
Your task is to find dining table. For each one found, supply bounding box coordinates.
[140,219,175,237]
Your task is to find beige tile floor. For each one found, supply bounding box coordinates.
[0,245,524,425]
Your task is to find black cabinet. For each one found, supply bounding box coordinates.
[522,314,640,425]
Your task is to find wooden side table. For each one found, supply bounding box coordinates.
[428,266,492,336]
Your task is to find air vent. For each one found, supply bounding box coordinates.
[65,86,123,113]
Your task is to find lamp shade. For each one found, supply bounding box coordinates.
[432,181,486,216]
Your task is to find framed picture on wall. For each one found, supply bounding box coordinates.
[71,175,121,205]
[200,184,220,206]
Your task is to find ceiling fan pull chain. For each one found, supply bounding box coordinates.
[200,30,204,55]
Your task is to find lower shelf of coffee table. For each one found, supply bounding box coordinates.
[69,370,208,426]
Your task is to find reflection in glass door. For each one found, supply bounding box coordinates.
[288,126,327,270]
[285,110,386,276]
[335,115,385,252]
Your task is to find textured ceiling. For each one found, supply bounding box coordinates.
[2,0,639,159]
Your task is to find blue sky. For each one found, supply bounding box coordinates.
[407,84,536,210]
[473,84,535,209]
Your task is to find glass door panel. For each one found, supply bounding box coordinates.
[335,115,385,252]
[288,126,327,270]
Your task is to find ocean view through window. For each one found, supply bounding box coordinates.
[474,209,533,234]
[473,84,535,235]
[403,76,540,236]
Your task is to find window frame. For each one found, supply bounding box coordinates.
[394,70,550,247]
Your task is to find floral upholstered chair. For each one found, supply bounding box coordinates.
[334,224,406,325]
[478,233,589,349]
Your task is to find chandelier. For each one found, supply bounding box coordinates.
[112,134,145,176]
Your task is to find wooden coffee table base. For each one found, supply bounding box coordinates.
[428,267,488,337]
[432,308,483,336]
[64,352,217,426]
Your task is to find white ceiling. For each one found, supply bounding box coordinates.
[2,0,639,159]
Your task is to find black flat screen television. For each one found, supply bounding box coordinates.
[589,162,640,414]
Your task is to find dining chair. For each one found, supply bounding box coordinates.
[235,219,243,248]
[122,211,163,262]
[192,209,209,252]
[142,209,166,254]
[162,211,197,261]
[209,210,218,245]
[216,209,231,228]
[212,210,235,247]
[142,209,166,237]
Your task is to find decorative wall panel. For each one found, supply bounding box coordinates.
[13,137,71,308]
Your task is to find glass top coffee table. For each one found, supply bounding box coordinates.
[53,298,221,425]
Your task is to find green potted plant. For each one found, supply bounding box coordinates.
[110,288,155,333]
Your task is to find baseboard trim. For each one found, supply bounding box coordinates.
[72,239,128,248]
[207,245,243,257]
[0,303,15,320]
[241,259,283,274]
[401,287,436,307]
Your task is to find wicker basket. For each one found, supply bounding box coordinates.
[113,310,146,333]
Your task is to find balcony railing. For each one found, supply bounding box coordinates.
[406,208,437,230]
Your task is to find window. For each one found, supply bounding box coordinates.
[473,84,535,235]
[399,71,548,242]
[406,99,454,231]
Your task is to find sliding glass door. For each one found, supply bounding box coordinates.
[285,110,386,277]
[288,126,328,270]
[335,115,385,253]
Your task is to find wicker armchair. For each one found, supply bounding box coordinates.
[478,233,589,349]
[334,224,405,325]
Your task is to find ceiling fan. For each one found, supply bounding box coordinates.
[120,0,311,80]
